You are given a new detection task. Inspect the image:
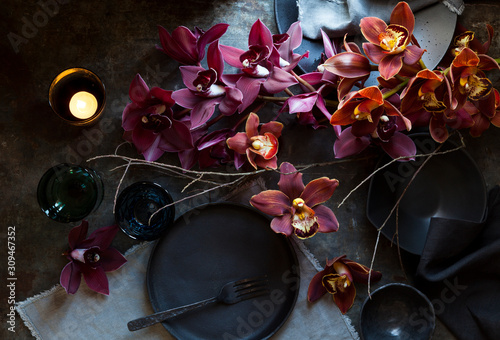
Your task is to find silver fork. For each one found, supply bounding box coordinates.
[127,276,269,331]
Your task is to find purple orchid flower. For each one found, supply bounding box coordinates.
[250,162,339,238]
[219,19,298,112]
[157,23,229,65]
[60,221,127,295]
[122,74,193,161]
[172,41,243,129]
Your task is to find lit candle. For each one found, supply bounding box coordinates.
[69,91,98,120]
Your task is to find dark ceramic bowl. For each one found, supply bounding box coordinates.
[360,283,435,340]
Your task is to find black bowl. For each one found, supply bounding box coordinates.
[366,133,487,255]
[360,283,435,340]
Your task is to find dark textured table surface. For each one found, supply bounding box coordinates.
[1,0,499,339]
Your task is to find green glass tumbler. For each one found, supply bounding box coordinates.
[37,163,104,223]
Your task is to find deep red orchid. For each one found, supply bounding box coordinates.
[274,21,309,72]
[172,41,243,129]
[466,88,500,137]
[226,112,283,169]
[60,221,127,295]
[250,162,339,239]
[122,74,193,161]
[157,23,229,65]
[449,47,500,109]
[308,255,382,314]
[220,20,298,112]
[360,1,425,80]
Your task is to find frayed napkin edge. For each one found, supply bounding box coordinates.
[15,241,152,340]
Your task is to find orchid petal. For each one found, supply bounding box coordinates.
[157,25,197,65]
[322,52,372,78]
[287,93,319,114]
[321,29,337,59]
[379,53,404,80]
[236,76,263,113]
[403,45,426,65]
[255,154,278,169]
[81,224,118,250]
[263,67,298,93]
[344,259,382,283]
[246,112,260,137]
[172,88,204,109]
[81,264,109,295]
[207,41,225,79]
[360,16,387,44]
[121,103,143,131]
[132,126,158,154]
[362,43,386,64]
[314,205,339,233]
[379,132,416,160]
[333,283,356,314]
[452,47,479,68]
[171,26,199,61]
[227,132,250,154]
[330,101,358,126]
[307,270,328,302]
[159,120,194,152]
[219,44,246,68]
[270,214,294,236]
[178,65,206,91]
[430,116,449,142]
[197,23,229,60]
[390,1,415,35]
[248,19,273,51]
[333,127,371,158]
[190,98,219,129]
[301,177,339,207]
[68,220,89,250]
[99,248,128,272]
[60,262,82,295]
[129,74,150,105]
[278,162,305,200]
[141,135,164,162]
[219,87,243,115]
[250,190,291,216]
[260,121,284,138]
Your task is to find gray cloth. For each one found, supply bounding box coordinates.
[298,0,465,40]
[16,239,360,340]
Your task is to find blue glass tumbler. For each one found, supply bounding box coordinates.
[115,181,175,241]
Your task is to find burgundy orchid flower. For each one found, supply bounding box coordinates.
[250,162,339,239]
[449,47,500,109]
[220,19,298,112]
[360,1,425,80]
[122,74,193,161]
[157,23,229,65]
[274,21,309,72]
[466,88,500,137]
[307,255,382,314]
[226,112,283,169]
[172,41,243,129]
[60,221,127,295]
[331,87,415,159]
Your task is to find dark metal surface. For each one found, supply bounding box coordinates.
[0,1,499,339]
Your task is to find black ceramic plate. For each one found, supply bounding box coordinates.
[366,133,487,255]
[147,203,300,339]
[275,0,457,75]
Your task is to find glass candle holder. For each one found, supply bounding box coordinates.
[48,68,106,126]
[115,181,175,241]
[37,163,104,223]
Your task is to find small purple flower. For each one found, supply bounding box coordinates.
[60,221,127,295]
[157,23,229,65]
[122,74,193,161]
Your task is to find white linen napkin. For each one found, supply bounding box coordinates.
[16,238,359,340]
[297,0,465,40]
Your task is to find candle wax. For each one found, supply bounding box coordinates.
[69,91,98,120]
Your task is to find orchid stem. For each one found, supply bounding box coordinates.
[382,78,409,100]
[291,70,316,93]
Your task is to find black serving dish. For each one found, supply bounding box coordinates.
[367,133,487,255]
[147,203,300,339]
[360,283,435,340]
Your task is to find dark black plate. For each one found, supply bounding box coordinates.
[147,203,300,339]
[366,133,487,255]
[275,0,457,75]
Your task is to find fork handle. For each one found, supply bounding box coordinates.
[127,296,217,331]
